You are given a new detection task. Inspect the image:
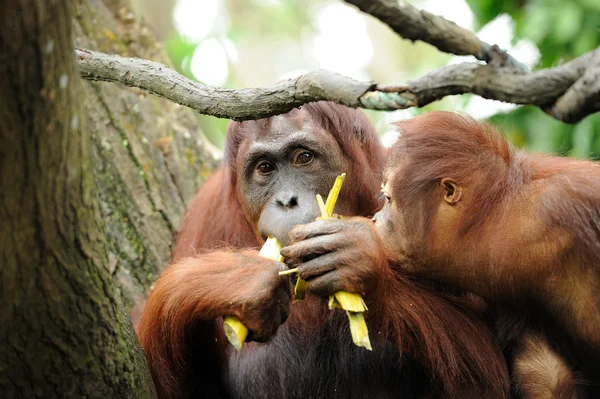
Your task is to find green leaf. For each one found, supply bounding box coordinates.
[579,0,600,13]
[517,4,551,44]
[549,3,583,45]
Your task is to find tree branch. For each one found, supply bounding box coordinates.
[371,47,598,109]
[343,0,527,71]
[76,49,374,121]
[549,48,600,123]
[76,47,600,123]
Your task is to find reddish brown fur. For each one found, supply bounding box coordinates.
[389,112,519,236]
[138,251,282,398]
[391,112,600,248]
[381,111,600,397]
[139,104,510,399]
[374,271,509,397]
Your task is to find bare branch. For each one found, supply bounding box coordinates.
[75,49,374,121]
[375,47,598,108]
[549,49,600,123]
[76,47,600,123]
[74,0,599,124]
[343,0,527,71]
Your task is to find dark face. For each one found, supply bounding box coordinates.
[238,111,347,245]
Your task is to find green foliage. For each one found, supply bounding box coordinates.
[164,34,197,80]
[466,0,600,67]
[491,107,600,160]
[466,0,600,157]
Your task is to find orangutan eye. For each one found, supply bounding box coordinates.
[376,192,390,202]
[256,162,275,175]
[380,182,391,203]
[295,151,314,165]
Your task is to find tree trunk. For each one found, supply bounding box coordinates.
[73,0,220,313]
[0,0,209,396]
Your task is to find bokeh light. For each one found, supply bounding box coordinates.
[312,4,373,80]
[173,0,221,43]
[190,38,229,86]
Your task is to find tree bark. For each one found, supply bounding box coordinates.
[0,0,180,396]
[72,0,219,311]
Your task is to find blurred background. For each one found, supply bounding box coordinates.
[130,0,600,157]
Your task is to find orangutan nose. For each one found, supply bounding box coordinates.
[275,192,298,209]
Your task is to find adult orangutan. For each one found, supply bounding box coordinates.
[283,111,599,398]
[137,103,509,398]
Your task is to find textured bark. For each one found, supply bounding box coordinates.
[343,0,526,71]
[0,0,156,397]
[401,47,598,107]
[77,48,375,121]
[77,45,600,123]
[345,0,484,57]
[550,48,600,123]
[73,0,219,309]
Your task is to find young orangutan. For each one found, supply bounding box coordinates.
[282,112,600,398]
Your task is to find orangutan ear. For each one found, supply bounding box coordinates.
[440,178,462,205]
